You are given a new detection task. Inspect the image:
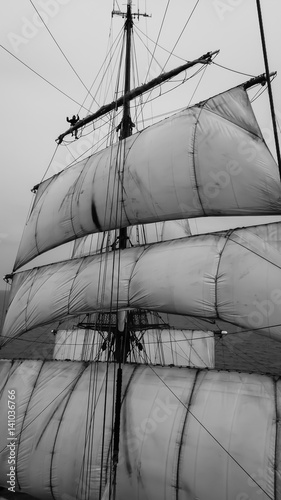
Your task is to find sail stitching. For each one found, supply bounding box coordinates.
[127,246,149,306]
[145,363,274,499]
[67,257,88,317]
[215,231,234,320]
[191,107,206,215]
[14,360,44,492]
[118,133,141,226]
[200,88,263,141]
[228,232,281,270]
[0,359,17,400]
[48,362,88,500]
[174,369,199,498]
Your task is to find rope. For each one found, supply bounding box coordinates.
[29,0,96,103]
[143,360,274,499]
[0,44,91,112]
[163,0,200,69]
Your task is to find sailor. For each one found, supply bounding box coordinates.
[66,114,80,139]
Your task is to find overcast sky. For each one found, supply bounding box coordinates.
[1,0,281,290]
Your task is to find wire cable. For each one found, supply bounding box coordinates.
[143,0,171,81]
[143,360,274,499]
[163,0,200,69]
[0,43,91,112]
[29,0,96,103]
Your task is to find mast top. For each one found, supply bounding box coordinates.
[112,0,150,20]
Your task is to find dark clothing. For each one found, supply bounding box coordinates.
[66,115,80,138]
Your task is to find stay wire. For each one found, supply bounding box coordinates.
[213,60,255,78]
[144,0,171,82]
[0,44,91,112]
[39,143,59,183]
[250,77,276,104]
[163,0,200,69]
[187,63,208,107]
[134,25,187,62]
[134,63,206,124]
[29,0,96,103]
[79,26,125,117]
[133,28,164,74]
[143,359,274,500]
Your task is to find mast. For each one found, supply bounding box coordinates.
[111,2,142,497]
[256,0,281,176]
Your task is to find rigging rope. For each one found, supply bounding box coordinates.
[143,0,170,81]
[213,60,255,78]
[163,0,200,69]
[29,0,96,104]
[0,44,91,112]
[134,25,187,62]
[141,358,274,500]
[79,26,125,117]
[38,143,59,183]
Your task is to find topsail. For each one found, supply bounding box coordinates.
[3,222,281,345]
[14,85,281,270]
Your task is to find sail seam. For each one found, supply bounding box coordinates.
[67,257,87,316]
[49,362,88,500]
[69,159,88,237]
[174,369,199,499]
[199,86,263,140]
[228,232,281,270]
[119,132,141,226]
[24,271,37,333]
[214,232,233,320]
[15,360,44,492]
[32,176,61,258]
[0,359,16,400]
[127,245,148,305]
[191,108,206,215]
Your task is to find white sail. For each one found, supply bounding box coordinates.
[53,328,215,368]
[3,221,281,344]
[14,85,281,270]
[71,219,191,258]
[0,359,279,500]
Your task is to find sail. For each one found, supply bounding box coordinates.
[0,359,279,499]
[3,221,281,345]
[53,328,215,368]
[14,85,281,270]
[71,219,191,257]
